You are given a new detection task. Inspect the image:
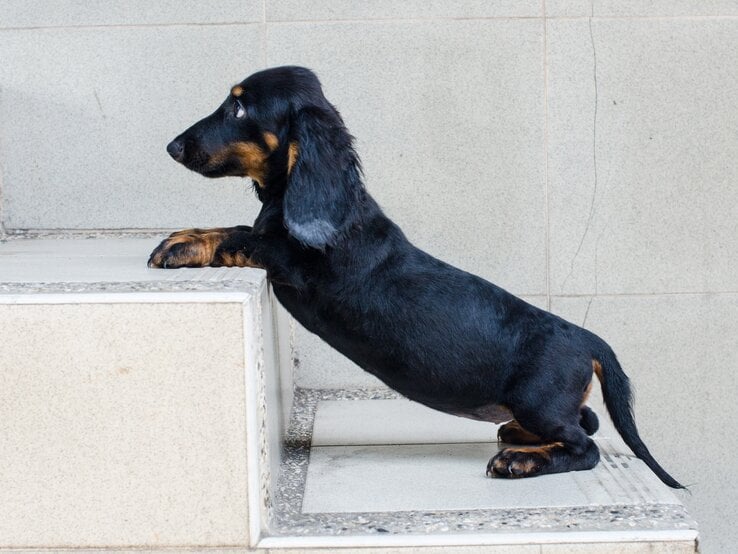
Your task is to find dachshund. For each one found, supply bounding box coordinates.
[149,66,683,488]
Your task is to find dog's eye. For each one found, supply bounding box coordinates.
[234,101,246,119]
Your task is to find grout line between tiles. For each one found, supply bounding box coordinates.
[552,290,738,298]
[261,0,267,69]
[1,14,737,33]
[0,21,264,32]
[543,0,551,312]
[261,15,738,24]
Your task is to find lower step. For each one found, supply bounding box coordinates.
[262,389,698,553]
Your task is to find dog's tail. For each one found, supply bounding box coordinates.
[592,344,685,489]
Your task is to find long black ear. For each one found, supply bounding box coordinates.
[283,105,362,249]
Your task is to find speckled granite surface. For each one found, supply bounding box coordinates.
[0,280,262,295]
[1,229,170,240]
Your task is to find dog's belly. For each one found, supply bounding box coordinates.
[364,368,511,423]
[448,403,513,423]
[273,284,510,415]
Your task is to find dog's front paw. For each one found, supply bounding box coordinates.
[486,444,561,478]
[148,230,225,268]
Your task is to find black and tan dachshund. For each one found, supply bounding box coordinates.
[149,66,683,488]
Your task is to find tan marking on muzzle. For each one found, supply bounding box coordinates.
[231,142,269,186]
[208,141,269,186]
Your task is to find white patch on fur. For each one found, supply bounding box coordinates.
[286,218,337,249]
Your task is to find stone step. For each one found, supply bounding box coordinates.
[0,236,293,550]
[263,390,698,553]
[0,236,698,553]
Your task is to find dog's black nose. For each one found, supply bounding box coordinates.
[167,139,185,162]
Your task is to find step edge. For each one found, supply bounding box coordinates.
[257,528,699,550]
[0,290,258,305]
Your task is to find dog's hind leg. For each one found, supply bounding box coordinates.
[578,380,599,435]
[580,405,599,435]
[498,408,600,445]
[497,420,542,445]
[487,408,600,479]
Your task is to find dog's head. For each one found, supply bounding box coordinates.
[167,66,363,249]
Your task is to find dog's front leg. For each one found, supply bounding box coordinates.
[241,234,307,289]
[148,226,256,268]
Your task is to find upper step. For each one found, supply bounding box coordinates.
[0,235,264,293]
[0,235,291,550]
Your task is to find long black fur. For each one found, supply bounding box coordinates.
[150,66,683,488]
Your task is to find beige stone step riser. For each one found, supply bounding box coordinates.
[0,291,290,550]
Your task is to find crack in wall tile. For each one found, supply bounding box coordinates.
[561,13,599,293]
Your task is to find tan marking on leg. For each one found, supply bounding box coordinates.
[163,233,200,247]
[490,441,566,477]
[504,442,565,460]
[169,227,227,238]
[287,142,299,175]
[262,131,279,152]
[510,458,540,476]
[216,250,263,268]
[593,359,603,381]
[493,457,510,473]
[497,420,542,445]
[150,231,227,268]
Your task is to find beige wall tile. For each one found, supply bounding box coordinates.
[547,0,738,17]
[267,0,541,21]
[0,303,250,547]
[0,26,264,229]
[268,18,548,390]
[597,1,738,17]
[546,0,593,17]
[267,19,547,296]
[551,293,738,554]
[0,1,263,28]
[547,19,738,295]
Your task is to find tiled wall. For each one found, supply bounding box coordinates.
[1,2,736,552]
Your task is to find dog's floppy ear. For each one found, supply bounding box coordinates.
[283,105,361,249]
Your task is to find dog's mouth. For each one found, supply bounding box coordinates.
[186,152,244,179]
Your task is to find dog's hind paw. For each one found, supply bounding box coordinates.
[486,443,562,478]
